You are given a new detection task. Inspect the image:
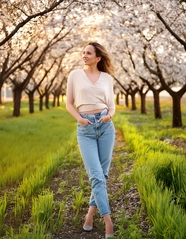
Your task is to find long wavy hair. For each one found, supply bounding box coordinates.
[88,42,115,75]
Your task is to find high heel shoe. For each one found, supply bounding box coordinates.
[105,234,114,238]
[83,224,93,231]
[83,214,93,231]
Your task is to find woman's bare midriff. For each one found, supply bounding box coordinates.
[79,109,106,114]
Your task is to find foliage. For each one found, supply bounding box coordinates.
[0,103,78,238]
[0,194,7,236]
[115,210,143,239]
[0,102,76,187]
[1,100,186,238]
[1,0,186,121]
[114,100,186,239]
[31,190,54,226]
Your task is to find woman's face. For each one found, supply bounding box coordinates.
[82,45,100,66]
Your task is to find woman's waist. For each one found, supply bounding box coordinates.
[79,109,105,114]
[79,108,108,118]
[78,104,108,114]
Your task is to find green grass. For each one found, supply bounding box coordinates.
[1,97,186,238]
[0,101,76,187]
[113,98,186,239]
[0,101,80,238]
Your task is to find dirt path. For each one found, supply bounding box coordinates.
[49,128,151,239]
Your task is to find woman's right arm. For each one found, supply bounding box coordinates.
[66,73,91,126]
[66,74,82,121]
[66,100,82,122]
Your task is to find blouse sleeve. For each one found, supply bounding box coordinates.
[66,71,74,104]
[108,76,115,110]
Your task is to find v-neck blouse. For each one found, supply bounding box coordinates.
[83,70,101,85]
[66,69,115,112]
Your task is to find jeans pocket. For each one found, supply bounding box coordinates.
[102,119,111,125]
[78,122,88,127]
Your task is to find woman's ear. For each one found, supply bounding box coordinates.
[97,57,101,62]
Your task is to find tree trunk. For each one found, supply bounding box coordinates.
[39,96,44,111]
[153,91,162,119]
[116,93,119,105]
[61,94,65,102]
[0,88,2,104]
[57,95,60,106]
[140,93,146,114]
[13,89,22,117]
[45,93,49,109]
[125,94,129,107]
[172,95,182,127]
[0,75,4,104]
[28,92,34,113]
[53,94,56,107]
[131,94,137,110]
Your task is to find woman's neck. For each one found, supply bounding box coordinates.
[84,65,99,73]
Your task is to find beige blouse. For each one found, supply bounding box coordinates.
[66,69,115,112]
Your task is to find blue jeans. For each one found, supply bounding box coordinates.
[77,108,115,216]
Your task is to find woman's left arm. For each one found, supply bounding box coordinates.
[99,76,115,123]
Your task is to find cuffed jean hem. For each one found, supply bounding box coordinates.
[88,204,110,217]
[88,207,110,217]
[101,212,111,217]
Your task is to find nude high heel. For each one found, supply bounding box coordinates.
[83,214,93,231]
[105,234,114,238]
[83,224,93,231]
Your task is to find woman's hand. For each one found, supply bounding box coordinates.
[98,115,111,123]
[78,117,92,126]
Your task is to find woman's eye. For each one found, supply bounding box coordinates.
[83,51,92,55]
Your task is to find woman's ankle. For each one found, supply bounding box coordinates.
[84,213,93,226]
[84,206,97,226]
[103,215,114,235]
[105,221,114,235]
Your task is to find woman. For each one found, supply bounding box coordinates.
[66,42,115,238]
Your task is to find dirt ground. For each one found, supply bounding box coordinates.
[48,127,186,239]
[48,128,152,239]
[3,127,185,239]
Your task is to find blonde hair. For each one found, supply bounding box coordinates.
[88,42,115,75]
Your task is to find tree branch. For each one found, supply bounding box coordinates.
[142,48,158,76]
[156,12,186,51]
[0,0,73,46]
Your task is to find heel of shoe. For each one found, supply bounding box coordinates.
[105,234,114,238]
[83,224,93,231]
[83,214,93,231]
